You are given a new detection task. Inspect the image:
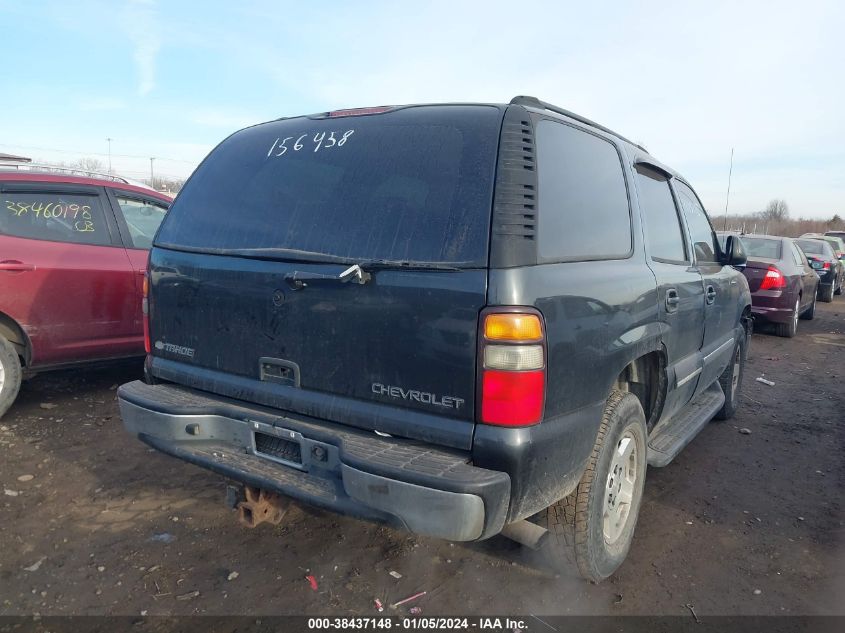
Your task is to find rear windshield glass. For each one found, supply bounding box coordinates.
[796,239,831,256]
[740,237,781,259]
[156,105,503,266]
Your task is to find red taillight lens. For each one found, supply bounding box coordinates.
[760,266,786,290]
[479,310,546,427]
[481,370,545,426]
[823,262,831,270]
[142,272,150,354]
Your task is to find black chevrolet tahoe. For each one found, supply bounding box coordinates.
[118,97,752,582]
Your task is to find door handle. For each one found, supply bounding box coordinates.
[705,285,717,305]
[665,288,680,312]
[0,260,35,273]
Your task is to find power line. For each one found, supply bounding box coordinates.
[0,142,200,164]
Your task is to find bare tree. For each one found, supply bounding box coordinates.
[759,199,790,222]
[71,157,107,173]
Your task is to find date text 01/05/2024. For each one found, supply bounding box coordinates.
[267,129,355,157]
[306,617,528,630]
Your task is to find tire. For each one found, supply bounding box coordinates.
[714,334,747,420]
[800,292,816,320]
[0,335,23,419]
[534,391,647,583]
[820,283,834,303]
[775,297,800,338]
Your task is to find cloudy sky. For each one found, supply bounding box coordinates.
[1,0,843,217]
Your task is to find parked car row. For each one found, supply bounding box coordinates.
[0,166,172,417]
[0,100,839,585]
[717,230,845,337]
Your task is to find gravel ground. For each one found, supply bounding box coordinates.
[1,300,842,618]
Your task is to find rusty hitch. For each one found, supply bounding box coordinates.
[236,486,290,528]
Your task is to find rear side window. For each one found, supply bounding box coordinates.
[674,181,718,263]
[115,196,169,249]
[156,106,502,266]
[535,120,631,261]
[789,242,807,267]
[635,167,687,263]
[1,191,111,246]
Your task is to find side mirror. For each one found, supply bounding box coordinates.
[723,235,747,268]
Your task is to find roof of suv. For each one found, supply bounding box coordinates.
[0,166,172,202]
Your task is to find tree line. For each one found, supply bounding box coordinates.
[717,199,843,237]
[36,157,186,194]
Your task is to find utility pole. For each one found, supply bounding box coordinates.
[722,147,734,230]
[149,157,155,189]
[106,137,113,173]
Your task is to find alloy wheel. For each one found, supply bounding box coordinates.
[603,431,638,545]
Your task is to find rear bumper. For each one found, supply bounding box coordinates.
[750,291,797,324]
[750,304,795,324]
[118,381,510,541]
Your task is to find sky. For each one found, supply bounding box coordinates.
[1,0,843,218]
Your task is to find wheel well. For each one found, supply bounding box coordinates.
[614,351,666,431]
[0,312,30,367]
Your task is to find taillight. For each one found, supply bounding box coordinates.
[142,272,150,354]
[823,261,831,270]
[479,311,546,426]
[760,266,786,290]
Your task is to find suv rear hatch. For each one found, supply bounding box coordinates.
[148,105,505,450]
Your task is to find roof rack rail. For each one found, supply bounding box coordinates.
[0,161,132,184]
[509,96,647,152]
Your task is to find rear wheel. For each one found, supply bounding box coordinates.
[820,283,834,303]
[775,297,800,338]
[800,292,816,320]
[0,335,23,419]
[715,334,746,420]
[534,391,647,583]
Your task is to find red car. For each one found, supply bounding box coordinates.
[0,166,172,417]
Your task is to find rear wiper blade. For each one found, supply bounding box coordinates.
[356,259,462,272]
[285,264,372,290]
[211,247,354,264]
[284,260,462,290]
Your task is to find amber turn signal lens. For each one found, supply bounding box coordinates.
[484,313,542,341]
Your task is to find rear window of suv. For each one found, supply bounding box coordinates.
[156,105,503,266]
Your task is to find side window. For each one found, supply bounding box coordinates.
[535,119,631,261]
[634,167,687,263]
[674,181,718,264]
[1,191,111,246]
[115,196,169,249]
[790,242,806,267]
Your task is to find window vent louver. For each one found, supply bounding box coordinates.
[490,107,539,267]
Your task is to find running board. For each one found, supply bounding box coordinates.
[647,382,725,467]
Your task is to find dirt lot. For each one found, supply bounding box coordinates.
[1,301,842,619]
